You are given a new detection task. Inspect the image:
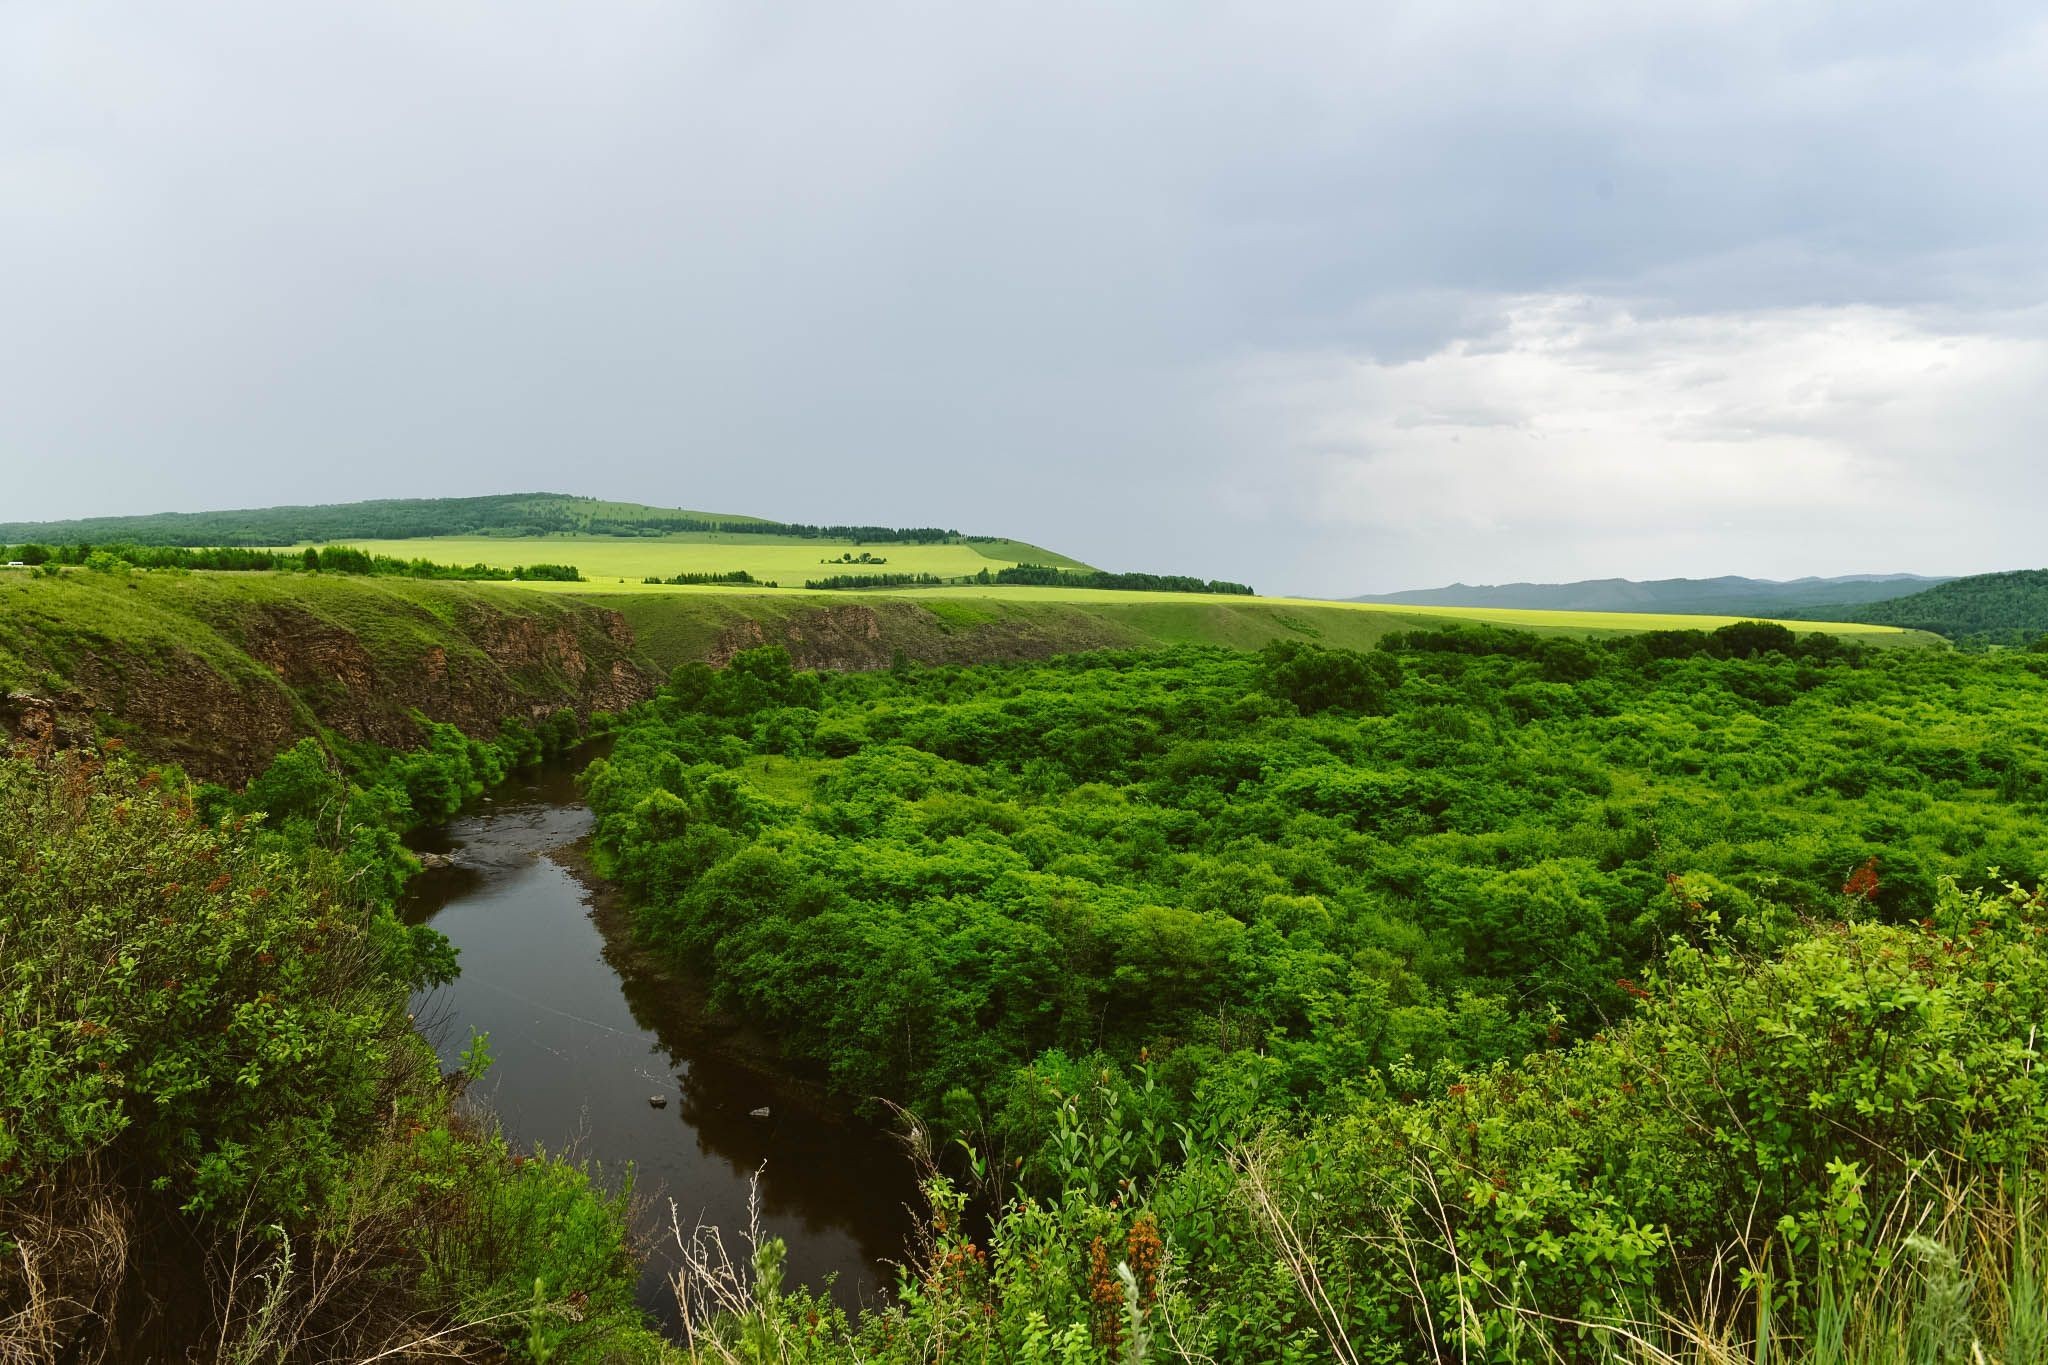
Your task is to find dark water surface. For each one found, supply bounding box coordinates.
[401,757,919,1328]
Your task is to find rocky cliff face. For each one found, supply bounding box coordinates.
[2,582,1150,783]
[1,594,662,782]
[708,604,890,669]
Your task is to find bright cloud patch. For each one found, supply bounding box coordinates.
[1233,297,2048,571]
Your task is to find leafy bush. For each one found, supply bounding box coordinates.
[0,753,424,1221]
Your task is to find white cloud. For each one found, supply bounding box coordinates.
[1227,297,2048,585]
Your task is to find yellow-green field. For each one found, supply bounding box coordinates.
[501,580,1927,646]
[287,538,1923,645]
[298,534,1088,584]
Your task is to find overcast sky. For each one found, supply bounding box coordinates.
[3,3,2044,594]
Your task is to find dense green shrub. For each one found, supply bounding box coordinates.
[0,753,433,1220]
[588,637,2048,1123]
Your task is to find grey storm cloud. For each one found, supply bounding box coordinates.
[3,1,2045,594]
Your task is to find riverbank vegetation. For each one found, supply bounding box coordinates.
[0,715,664,1363]
[580,627,2048,1361]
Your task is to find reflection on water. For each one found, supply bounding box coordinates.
[401,757,918,1328]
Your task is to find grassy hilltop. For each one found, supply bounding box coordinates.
[0,491,1088,566]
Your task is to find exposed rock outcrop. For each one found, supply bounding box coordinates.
[710,605,888,670]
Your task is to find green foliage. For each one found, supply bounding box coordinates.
[579,633,2048,1359]
[400,1128,651,1364]
[0,712,648,1361]
[1257,638,1402,714]
[1225,878,2048,1359]
[0,753,416,1221]
[709,881,2048,1364]
[590,636,2048,1126]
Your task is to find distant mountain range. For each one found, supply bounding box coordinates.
[1350,574,1955,619]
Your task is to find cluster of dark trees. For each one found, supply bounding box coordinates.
[640,569,774,586]
[5,542,297,571]
[294,546,581,580]
[2,540,582,582]
[641,520,954,542]
[986,563,1256,594]
[804,571,947,590]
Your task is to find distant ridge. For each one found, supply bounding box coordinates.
[1351,574,1953,619]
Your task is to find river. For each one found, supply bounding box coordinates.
[399,754,920,1330]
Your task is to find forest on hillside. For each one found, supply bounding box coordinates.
[1811,568,2048,647]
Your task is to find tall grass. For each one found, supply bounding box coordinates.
[1495,1170,2048,1365]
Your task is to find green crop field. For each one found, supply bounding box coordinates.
[291,533,1089,584]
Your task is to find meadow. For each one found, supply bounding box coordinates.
[293,533,1090,585]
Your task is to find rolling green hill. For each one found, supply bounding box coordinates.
[1813,568,2048,645]
[0,492,1069,555]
